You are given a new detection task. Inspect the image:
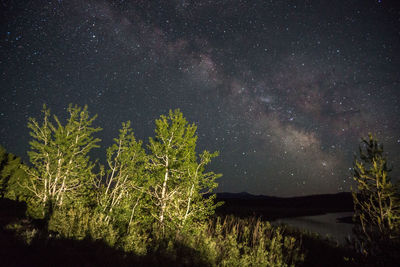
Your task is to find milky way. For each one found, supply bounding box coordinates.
[1,0,399,196]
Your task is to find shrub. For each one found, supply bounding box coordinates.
[48,204,118,247]
[120,222,150,255]
[173,216,304,267]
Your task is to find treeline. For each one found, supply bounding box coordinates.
[0,104,303,266]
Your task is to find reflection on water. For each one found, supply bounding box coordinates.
[275,212,354,244]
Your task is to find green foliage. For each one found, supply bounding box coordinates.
[0,145,31,202]
[0,145,8,194]
[46,201,150,255]
[146,109,222,233]
[5,221,38,245]
[48,203,118,247]
[92,121,152,254]
[25,104,101,216]
[96,121,147,231]
[208,216,303,266]
[120,223,150,255]
[0,104,307,266]
[161,216,303,267]
[351,133,400,264]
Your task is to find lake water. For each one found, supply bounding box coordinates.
[274,212,354,245]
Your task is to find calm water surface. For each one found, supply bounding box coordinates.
[275,212,354,244]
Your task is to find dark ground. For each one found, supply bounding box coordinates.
[0,194,359,267]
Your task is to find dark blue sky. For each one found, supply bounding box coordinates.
[1,0,399,196]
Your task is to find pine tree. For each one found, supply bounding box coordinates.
[0,145,10,197]
[24,104,101,218]
[352,133,400,262]
[146,109,221,233]
[0,145,30,201]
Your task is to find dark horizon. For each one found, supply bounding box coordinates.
[214,190,353,198]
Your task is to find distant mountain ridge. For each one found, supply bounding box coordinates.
[213,192,354,220]
[215,191,351,200]
[214,191,277,199]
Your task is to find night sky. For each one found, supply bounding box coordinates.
[1,0,399,196]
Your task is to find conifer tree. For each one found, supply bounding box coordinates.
[146,109,221,233]
[0,145,30,201]
[0,145,10,197]
[24,104,101,217]
[352,134,400,260]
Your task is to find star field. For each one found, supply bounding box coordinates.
[1,0,399,196]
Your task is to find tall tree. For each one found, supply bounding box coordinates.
[352,134,400,261]
[146,109,221,233]
[24,104,101,217]
[96,121,147,229]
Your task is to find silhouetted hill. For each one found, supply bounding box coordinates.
[215,191,278,200]
[214,192,354,220]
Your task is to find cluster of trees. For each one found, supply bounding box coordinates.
[1,104,304,266]
[21,105,221,237]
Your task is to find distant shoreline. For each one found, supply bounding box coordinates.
[213,192,354,221]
